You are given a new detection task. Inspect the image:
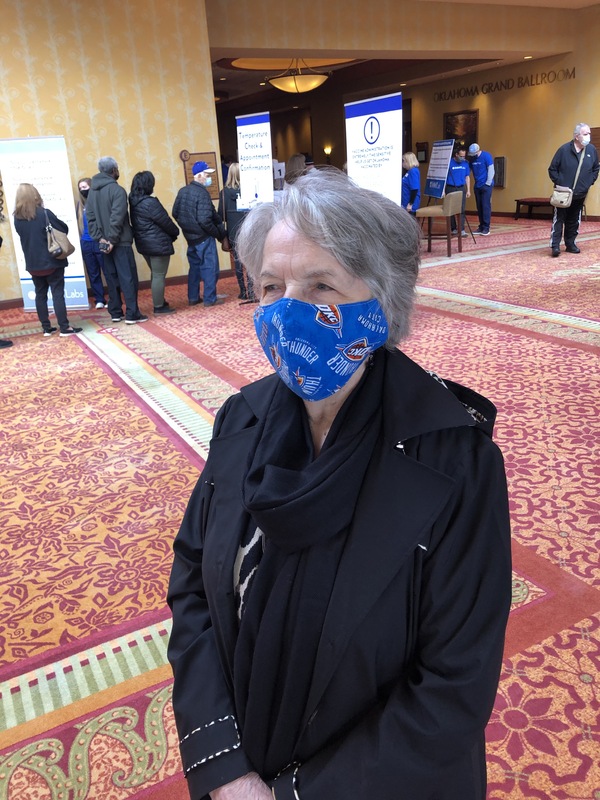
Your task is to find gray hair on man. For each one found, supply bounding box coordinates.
[573,123,589,136]
[98,156,119,174]
[236,168,421,347]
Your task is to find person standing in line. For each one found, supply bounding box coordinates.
[86,156,148,324]
[172,161,227,308]
[129,171,179,315]
[401,152,421,215]
[468,143,494,236]
[445,146,471,236]
[218,162,255,302]
[76,178,106,309]
[548,122,599,257]
[13,184,82,337]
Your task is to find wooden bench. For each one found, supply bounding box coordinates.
[514,197,553,219]
[514,197,586,221]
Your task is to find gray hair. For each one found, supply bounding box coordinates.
[236,168,421,346]
[98,156,119,174]
[573,123,589,136]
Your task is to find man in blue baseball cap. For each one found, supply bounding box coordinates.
[173,161,227,306]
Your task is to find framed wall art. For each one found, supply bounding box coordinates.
[443,110,479,148]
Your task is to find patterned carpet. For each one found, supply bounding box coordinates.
[0,218,599,799]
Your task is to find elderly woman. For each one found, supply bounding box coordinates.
[167,169,511,800]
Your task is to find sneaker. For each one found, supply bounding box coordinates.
[95,301,106,309]
[125,314,149,324]
[461,231,468,237]
[204,298,225,307]
[59,327,83,337]
[111,314,124,322]
[188,299,202,306]
[216,293,227,300]
[0,339,13,349]
[43,326,58,337]
[480,229,491,236]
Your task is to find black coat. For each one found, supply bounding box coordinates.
[172,180,225,245]
[167,348,512,800]
[14,207,69,272]
[129,194,179,257]
[218,187,247,245]
[548,141,599,199]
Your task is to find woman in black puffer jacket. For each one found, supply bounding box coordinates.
[129,171,179,314]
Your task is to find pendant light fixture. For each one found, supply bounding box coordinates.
[266,58,330,94]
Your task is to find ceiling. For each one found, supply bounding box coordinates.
[210,0,596,109]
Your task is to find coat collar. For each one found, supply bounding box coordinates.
[240,347,496,444]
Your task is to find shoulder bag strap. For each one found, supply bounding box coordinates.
[572,146,586,191]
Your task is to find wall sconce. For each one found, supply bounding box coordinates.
[323,145,332,164]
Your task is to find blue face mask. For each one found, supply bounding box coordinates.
[254,297,389,401]
[204,176,213,187]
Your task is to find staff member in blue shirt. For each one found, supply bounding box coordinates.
[401,152,421,215]
[445,146,471,236]
[468,143,494,235]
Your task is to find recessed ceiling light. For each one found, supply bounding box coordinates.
[400,83,407,87]
[259,81,266,86]
[219,77,227,81]
[524,55,533,60]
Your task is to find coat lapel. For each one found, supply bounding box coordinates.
[303,439,456,724]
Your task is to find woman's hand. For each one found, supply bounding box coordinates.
[210,772,272,800]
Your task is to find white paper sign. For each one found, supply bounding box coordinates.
[236,113,274,209]
[345,93,403,206]
[0,136,89,310]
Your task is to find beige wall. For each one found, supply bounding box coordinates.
[0,0,222,304]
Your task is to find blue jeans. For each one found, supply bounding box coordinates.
[187,239,219,305]
[474,184,493,231]
[80,238,106,303]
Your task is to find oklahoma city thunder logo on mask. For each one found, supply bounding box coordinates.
[254,297,388,401]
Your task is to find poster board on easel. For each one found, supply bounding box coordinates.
[424,139,455,199]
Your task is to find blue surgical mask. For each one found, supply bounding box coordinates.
[580,134,591,146]
[254,297,389,401]
[205,176,213,187]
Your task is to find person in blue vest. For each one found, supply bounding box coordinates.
[445,146,471,236]
[401,152,421,215]
[468,143,494,235]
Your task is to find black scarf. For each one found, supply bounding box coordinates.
[234,350,385,778]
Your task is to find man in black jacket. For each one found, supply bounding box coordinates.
[172,161,226,306]
[86,156,147,323]
[548,123,599,257]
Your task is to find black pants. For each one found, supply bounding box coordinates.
[31,267,70,332]
[550,195,586,249]
[102,245,140,320]
[445,185,466,231]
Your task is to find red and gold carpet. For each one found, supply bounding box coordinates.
[0,218,599,799]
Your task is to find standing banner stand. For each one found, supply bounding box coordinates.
[0,136,89,311]
[236,112,274,210]
[344,92,403,206]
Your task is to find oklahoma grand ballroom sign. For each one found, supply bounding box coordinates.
[433,67,575,102]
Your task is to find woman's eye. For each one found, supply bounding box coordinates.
[316,283,333,291]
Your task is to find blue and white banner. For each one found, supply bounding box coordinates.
[0,136,89,311]
[344,92,403,205]
[424,139,455,199]
[236,112,274,209]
